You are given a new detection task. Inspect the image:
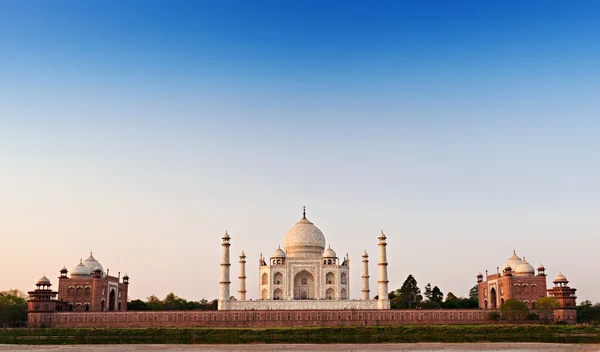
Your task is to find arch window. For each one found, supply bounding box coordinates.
[326,288,334,300]
[68,287,74,296]
[76,287,83,297]
[514,285,521,294]
[118,301,122,311]
[101,300,105,311]
[341,288,347,300]
[523,285,530,294]
[274,272,283,285]
[273,288,283,300]
[531,285,538,294]
[326,272,335,285]
[261,289,268,300]
[84,287,91,297]
[84,304,89,312]
[341,273,347,285]
[261,273,268,285]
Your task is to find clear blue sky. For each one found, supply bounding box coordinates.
[1,1,599,303]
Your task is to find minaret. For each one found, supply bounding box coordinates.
[218,231,231,310]
[361,250,370,300]
[238,251,247,301]
[377,231,390,309]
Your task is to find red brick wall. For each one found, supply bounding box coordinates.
[28,309,507,328]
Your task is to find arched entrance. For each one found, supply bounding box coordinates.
[490,288,497,309]
[273,288,283,300]
[109,289,116,311]
[294,270,315,300]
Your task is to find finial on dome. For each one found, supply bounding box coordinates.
[303,206,306,219]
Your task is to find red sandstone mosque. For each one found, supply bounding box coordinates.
[26,210,579,327]
[27,252,129,314]
[476,250,577,322]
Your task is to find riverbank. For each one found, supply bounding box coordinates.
[1,325,599,345]
[0,343,600,352]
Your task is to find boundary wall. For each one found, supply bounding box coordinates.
[26,309,559,328]
[227,299,378,310]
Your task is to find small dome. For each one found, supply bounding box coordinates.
[554,273,568,283]
[362,250,368,257]
[271,246,286,258]
[37,275,51,286]
[60,265,68,273]
[222,231,230,240]
[538,263,545,271]
[503,265,512,271]
[323,245,337,258]
[515,257,535,276]
[123,273,129,279]
[83,252,104,277]
[71,260,91,277]
[504,250,523,270]
[240,251,246,258]
[476,272,483,278]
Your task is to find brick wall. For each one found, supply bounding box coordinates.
[28,309,512,328]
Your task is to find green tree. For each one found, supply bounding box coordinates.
[127,299,148,310]
[397,275,422,309]
[0,289,28,327]
[431,286,444,303]
[577,300,600,324]
[501,299,529,320]
[424,283,432,301]
[445,292,458,303]
[469,285,478,300]
[536,297,559,310]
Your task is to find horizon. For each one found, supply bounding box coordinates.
[1,1,599,304]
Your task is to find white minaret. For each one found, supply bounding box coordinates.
[218,231,231,310]
[361,250,370,300]
[238,251,246,301]
[377,231,390,309]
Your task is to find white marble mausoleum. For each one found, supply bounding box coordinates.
[218,208,391,310]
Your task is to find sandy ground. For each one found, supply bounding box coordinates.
[1,344,599,352]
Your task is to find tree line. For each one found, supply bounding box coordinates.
[127,293,218,311]
[385,274,479,309]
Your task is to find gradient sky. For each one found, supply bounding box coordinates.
[1,1,599,303]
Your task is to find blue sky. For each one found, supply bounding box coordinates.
[1,1,599,302]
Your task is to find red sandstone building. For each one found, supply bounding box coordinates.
[477,250,577,323]
[27,252,129,314]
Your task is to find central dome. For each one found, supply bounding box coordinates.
[283,213,326,257]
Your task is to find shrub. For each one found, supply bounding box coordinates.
[487,311,501,320]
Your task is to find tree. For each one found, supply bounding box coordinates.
[501,299,529,320]
[577,301,600,324]
[536,297,559,310]
[127,294,218,311]
[0,289,28,327]
[397,275,422,309]
[424,283,432,301]
[431,286,444,304]
[445,292,458,303]
[469,285,478,300]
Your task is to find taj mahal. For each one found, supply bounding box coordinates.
[217,208,391,310]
